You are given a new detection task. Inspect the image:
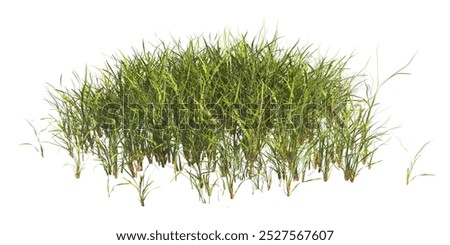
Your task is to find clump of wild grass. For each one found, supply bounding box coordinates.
[21,119,47,158]
[39,29,404,205]
[404,141,435,185]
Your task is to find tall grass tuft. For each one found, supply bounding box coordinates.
[38,29,406,205]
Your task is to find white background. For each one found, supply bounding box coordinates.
[1,0,449,244]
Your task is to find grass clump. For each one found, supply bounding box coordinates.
[404,141,435,185]
[39,29,396,205]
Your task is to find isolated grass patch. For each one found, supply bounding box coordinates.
[39,30,399,205]
[404,141,434,185]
